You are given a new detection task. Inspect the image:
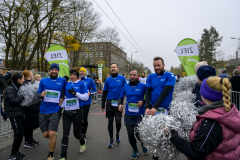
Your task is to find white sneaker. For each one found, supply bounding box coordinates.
[80,144,86,153]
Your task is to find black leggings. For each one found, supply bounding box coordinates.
[10,117,24,155]
[82,105,90,135]
[61,108,85,154]
[126,125,142,150]
[108,116,121,139]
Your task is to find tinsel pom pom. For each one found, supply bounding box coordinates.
[18,81,40,106]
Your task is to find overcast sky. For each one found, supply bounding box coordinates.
[92,0,240,72]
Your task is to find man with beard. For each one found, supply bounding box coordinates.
[38,63,67,160]
[145,57,175,160]
[139,72,147,85]
[102,63,126,148]
[79,67,96,139]
[118,69,148,160]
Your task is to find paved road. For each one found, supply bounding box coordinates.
[0,103,186,160]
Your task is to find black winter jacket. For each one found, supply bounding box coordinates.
[23,80,40,130]
[4,83,24,118]
[230,76,240,92]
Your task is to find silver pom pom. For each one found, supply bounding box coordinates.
[18,81,40,106]
[137,115,183,159]
[175,76,198,93]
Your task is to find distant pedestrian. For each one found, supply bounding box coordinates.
[43,70,49,78]
[219,70,230,79]
[5,68,12,83]
[0,69,6,98]
[139,72,147,85]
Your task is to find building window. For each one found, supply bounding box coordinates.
[95,52,98,57]
[85,46,88,49]
[100,52,103,57]
[90,61,93,64]
[100,44,103,48]
[85,53,88,57]
[80,53,83,57]
[89,52,93,57]
[96,44,98,48]
[90,44,93,49]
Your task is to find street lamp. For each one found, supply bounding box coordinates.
[131,51,138,65]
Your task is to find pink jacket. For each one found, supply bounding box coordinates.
[189,103,240,160]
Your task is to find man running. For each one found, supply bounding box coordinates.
[145,57,175,160]
[102,63,126,148]
[139,72,147,85]
[38,63,67,160]
[79,67,97,139]
[118,69,148,160]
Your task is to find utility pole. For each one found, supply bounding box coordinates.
[131,51,138,69]
[236,51,239,68]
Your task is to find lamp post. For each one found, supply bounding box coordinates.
[131,51,138,69]
[231,37,240,68]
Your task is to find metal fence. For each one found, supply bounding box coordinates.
[0,94,14,141]
[231,91,240,110]
[91,83,103,104]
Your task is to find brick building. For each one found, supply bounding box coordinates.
[79,42,128,75]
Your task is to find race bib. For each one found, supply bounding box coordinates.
[155,107,168,115]
[43,90,60,103]
[111,100,118,107]
[65,98,79,110]
[128,103,139,113]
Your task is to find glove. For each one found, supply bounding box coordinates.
[67,87,76,96]
[170,129,178,138]
[59,107,64,115]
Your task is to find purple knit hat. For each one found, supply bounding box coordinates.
[200,79,223,101]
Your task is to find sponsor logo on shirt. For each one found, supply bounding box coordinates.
[74,87,79,89]
[135,89,140,91]
[161,79,165,81]
[57,83,62,85]
[116,80,121,82]
[52,80,56,81]
[84,82,88,84]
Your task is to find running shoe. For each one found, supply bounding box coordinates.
[141,144,149,155]
[131,150,139,160]
[80,144,86,153]
[32,139,40,145]
[47,156,55,160]
[24,141,36,148]
[9,154,23,160]
[108,139,114,148]
[17,152,27,159]
[116,134,121,144]
[59,158,66,160]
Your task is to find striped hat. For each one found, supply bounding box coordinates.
[233,69,240,76]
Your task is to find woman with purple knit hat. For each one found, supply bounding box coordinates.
[169,76,240,160]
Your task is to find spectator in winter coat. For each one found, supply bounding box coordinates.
[4,73,26,160]
[219,70,230,79]
[22,70,41,148]
[0,69,6,97]
[192,61,208,100]
[230,69,240,109]
[5,68,12,83]
[195,65,216,108]
[170,76,240,160]
[34,74,41,82]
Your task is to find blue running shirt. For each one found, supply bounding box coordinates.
[38,77,67,114]
[146,71,175,109]
[120,83,146,116]
[104,74,126,100]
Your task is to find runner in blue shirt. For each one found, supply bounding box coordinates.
[79,67,97,138]
[118,69,148,160]
[145,57,175,160]
[102,63,126,148]
[38,63,67,160]
[59,69,89,160]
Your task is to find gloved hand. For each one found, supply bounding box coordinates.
[67,87,76,96]
[59,107,65,115]
[170,129,178,138]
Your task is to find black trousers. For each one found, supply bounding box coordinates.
[126,125,142,151]
[61,108,85,154]
[10,117,24,155]
[82,105,90,135]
